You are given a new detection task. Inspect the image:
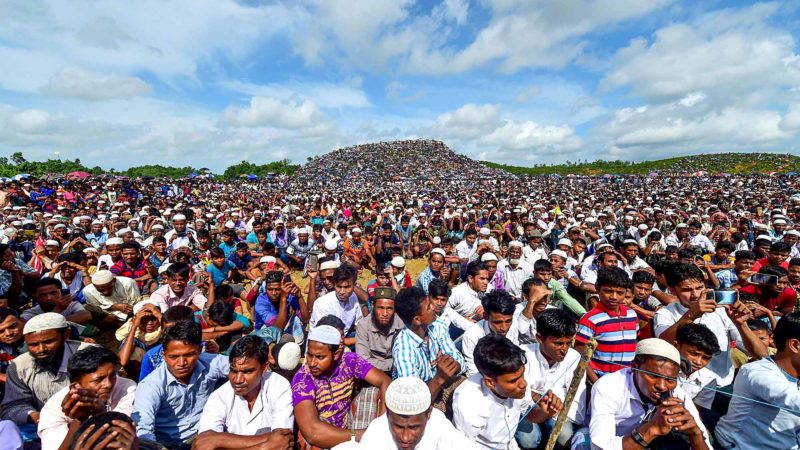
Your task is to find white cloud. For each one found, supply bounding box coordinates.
[482,121,580,151]
[223,96,325,129]
[434,103,501,139]
[385,81,425,102]
[515,85,541,103]
[221,80,371,110]
[42,67,151,101]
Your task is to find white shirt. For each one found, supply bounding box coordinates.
[715,357,800,450]
[448,282,483,318]
[38,378,136,450]
[164,228,197,249]
[679,367,717,410]
[523,344,586,425]
[653,303,743,387]
[460,316,531,377]
[452,374,532,450]
[358,408,478,450]
[436,307,474,332]
[522,245,548,267]
[309,290,364,332]
[81,277,141,320]
[455,240,477,262]
[198,372,293,436]
[496,259,534,300]
[588,368,710,450]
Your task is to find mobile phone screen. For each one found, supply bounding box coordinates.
[713,290,738,305]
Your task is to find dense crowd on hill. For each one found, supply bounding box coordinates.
[0,142,798,450]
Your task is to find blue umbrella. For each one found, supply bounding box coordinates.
[787,172,797,176]
[247,174,258,180]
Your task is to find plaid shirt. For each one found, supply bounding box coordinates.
[110,259,148,291]
[392,320,465,382]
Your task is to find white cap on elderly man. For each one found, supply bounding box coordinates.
[23,313,68,335]
[508,241,524,248]
[324,240,338,251]
[636,338,681,366]
[385,377,431,415]
[550,250,569,260]
[45,240,60,247]
[92,270,115,285]
[307,325,342,346]
[774,218,787,225]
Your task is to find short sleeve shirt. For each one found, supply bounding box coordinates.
[206,261,235,285]
[290,352,373,429]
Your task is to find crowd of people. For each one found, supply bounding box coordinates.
[0,145,798,450]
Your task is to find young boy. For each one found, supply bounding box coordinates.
[674,323,721,423]
[574,266,639,383]
[194,300,250,351]
[206,248,236,287]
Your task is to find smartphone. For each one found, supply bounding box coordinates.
[707,290,738,305]
[307,254,318,272]
[748,273,779,285]
[283,273,292,283]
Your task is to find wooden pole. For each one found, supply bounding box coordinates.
[544,338,597,450]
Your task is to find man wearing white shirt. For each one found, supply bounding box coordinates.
[429,279,474,331]
[522,309,586,448]
[522,230,549,267]
[688,222,715,254]
[308,264,363,347]
[448,260,489,320]
[196,336,294,449]
[715,312,800,450]
[455,229,478,265]
[164,214,198,250]
[496,241,533,299]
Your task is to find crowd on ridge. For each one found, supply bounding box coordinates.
[0,147,798,450]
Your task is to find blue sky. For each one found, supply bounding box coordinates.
[0,0,799,171]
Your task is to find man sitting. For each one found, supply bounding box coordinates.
[355,287,404,374]
[81,270,140,329]
[132,320,229,449]
[22,278,91,325]
[1,313,93,425]
[37,346,136,450]
[147,262,208,312]
[196,335,294,450]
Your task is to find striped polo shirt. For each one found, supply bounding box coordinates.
[575,303,638,376]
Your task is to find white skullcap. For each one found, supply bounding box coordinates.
[550,250,569,260]
[259,256,277,264]
[623,239,640,247]
[172,214,186,221]
[320,260,340,271]
[624,215,633,221]
[24,312,68,335]
[508,240,524,248]
[351,227,362,234]
[479,227,491,235]
[91,270,115,285]
[636,338,680,366]
[774,219,787,225]
[116,228,131,236]
[324,240,338,251]
[385,377,431,415]
[391,256,406,268]
[785,230,800,237]
[481,252,498,262]
[307,325,342,346]
[53,224,66,229]
[604,225,616,231]
[675,223,688,229]
[106,237,123,246]
[432,236,442,244]
[431,248,446,257]
[296,227,310,235]
[91,220,102,225]
[637,224,649,231]
[158,263,172,275]
[276,342,302,371]
[151,224,164,230]
[557,238,572,247]
[45,240,60,247]
[224,221,235,229]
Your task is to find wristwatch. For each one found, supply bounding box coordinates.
[631,428,650,448]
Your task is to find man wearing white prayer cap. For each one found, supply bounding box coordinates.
[576,338,711,450]
[164,213,197,249]
[0,313,93,425]
[81,270,140,326]
[358,377,476,450]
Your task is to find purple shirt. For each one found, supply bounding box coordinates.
[291,352,373,428]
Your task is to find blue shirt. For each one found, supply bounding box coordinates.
[218,241,236,257]
[206,261,235,286]
[132,352,229,446]
[392,320,465,382]
[138,344,163,382]
[415,267,439,294]
[715,268,738,289]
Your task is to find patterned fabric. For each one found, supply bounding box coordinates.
[110,259,148,291]
[575,303,639,376]
[351,386,380,429]
[291,352,374,429]
[392,320,465,382]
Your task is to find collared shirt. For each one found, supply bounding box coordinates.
[291,352,373,429]
[460,314,534,377]
[496,259,534,299]
[448,282,483,318]
[110,259,149,290]
[653,303,743,387]
[309,291,363,333]
[589,368,710,450]
[0,341,92,424]
[355,314,405,373]
[415,267,440,294]
[453,374,532,450]
[286,238,314,259]
[522,245,549,267]
[455,240,477,261]
[198,372,293,436]
[360,409,477,450]
[132,353,230,446]
[82,277,141,320]
[147,284,208,312]
[436,307,474,332]
[523,343,586,425]
[714,268,738,289]
[715,357,800,450]
[38,377,136,450]
[576,303,639,376]
[392,321,465,382]
[21,302,86,322]
[679,366,717,410]
[689,234,715,253]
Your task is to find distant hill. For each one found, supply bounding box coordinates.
[482,152,800,176]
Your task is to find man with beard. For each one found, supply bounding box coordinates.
[164,214,197,250]
[81,270,140,329]
[37,346,136,450]
[196,336,294,450]
[355,287,404,374]
[1,313,93,425]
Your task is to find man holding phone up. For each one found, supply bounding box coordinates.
[653,264,768,416]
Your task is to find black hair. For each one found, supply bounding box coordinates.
[332,263,357,284]
[759,265,788,278]
[214,284,234,299]
[595,266,631,290]
[152,236,167,244]
[773,311,800,352]
[68,412,134,450]
[465,260,487,279]
[481,290,516,316]
[208,300,234,327]
[688,221,702,229]
[428,279,451,298]
[317,314,345,331]
[521,276,546,298]
[632,271,656,285]
[68,346,119,382]
[0,307,19,323]
[677,248,698,260]
[395,286,427,325]
[162,305,195,324]
[735,250,756,262]
[265,270,284,285]
[196,229,210,238]
[536,308,577,339]
[229,335,269,365]
[745,318,770,334]
[165,262,191,279]
[790,258,800,268]
[222,229,237,238]
[665,245,679,253]
[209,247,225,258]
[256,229,268,236]
[36,277,63,291]
[120,242,140,252]
[235,242,249,251]
[770,241,791,254]
[464,228,478,237]
[663,263,705,287]
[714,240,735,253]
[473,334,527,378]
[533,259,553,272]
[163,320,202,348]
[675,323,721,356]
